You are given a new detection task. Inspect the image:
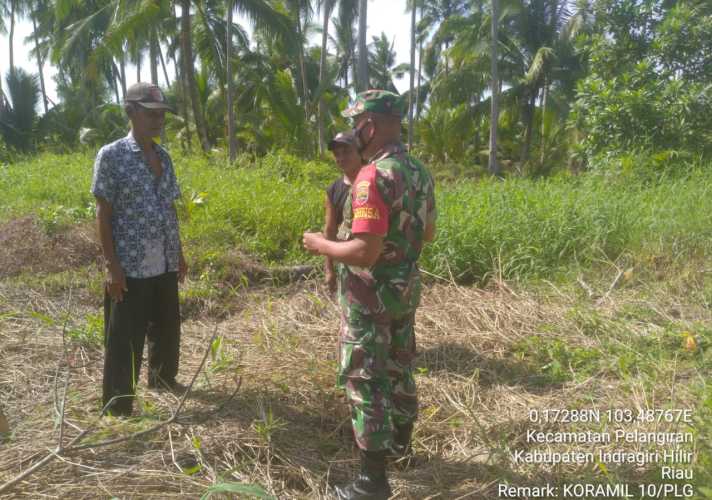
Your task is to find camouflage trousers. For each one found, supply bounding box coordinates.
[337,284,419,451]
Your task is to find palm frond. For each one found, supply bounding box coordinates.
[525,46,555,85]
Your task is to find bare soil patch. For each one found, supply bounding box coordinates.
[0,217,99,279]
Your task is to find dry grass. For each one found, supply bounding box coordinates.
[0,236,709,498]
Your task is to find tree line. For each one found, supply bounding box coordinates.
[0,0,710,176]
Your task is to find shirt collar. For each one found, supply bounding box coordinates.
[125,132,142,153]
[368,142,406,163]
[126,131,167,158]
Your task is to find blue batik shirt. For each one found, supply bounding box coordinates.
[91,133,182,279]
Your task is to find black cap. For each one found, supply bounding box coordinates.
[328,131,360,151]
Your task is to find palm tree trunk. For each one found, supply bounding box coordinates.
[488,0,500,176]
[357,0,368,91]
[172,52,191,152]
[0,70,4,110]
[344,50,350,88]
[519,91,536,166]
[158,43,171,89]
[350,46,358,90]
[407,0,416,150]
[444,40,449,78]
[226,0,237,163]
[474,95,481,164]
[149,30,159,85]
[119,53,127,99]
[181,0,210,153]
[415,3,423,124]
[296,19,310,123]
[317,1,332,155]
[540,79,548,166]
[9,0,16,74]
[31,13,48,114]
[110,61,121,103]
[343,56,349,88]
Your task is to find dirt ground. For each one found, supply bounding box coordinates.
[0,221,708,499]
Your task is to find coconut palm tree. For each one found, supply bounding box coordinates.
[495,0,589,167]
[3,0,30,75]
[420,0,469,80]
[0,68,40,152]
[330,0,358,90]
[50,0,118,139]
[178,0,210,152]
[281,0,314,124]
[368,33,408,93]
[222,0,295,158]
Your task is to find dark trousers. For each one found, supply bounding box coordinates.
[102,272,181,416]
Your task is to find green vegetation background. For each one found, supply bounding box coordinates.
[2,151,711,285]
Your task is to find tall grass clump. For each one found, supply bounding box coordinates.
[2,151,712,283]
[177,152,333,263]
[422,166,712,282]
[0,152,96,220]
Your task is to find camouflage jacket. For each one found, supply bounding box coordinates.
[338,143,436,316]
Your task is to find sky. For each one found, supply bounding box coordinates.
[0,0,415,111]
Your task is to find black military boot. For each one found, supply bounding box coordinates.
[390,422,414,457]
[335,449,392,500]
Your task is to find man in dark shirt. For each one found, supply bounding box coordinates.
[91,82,187,416]
[324,131,362,292]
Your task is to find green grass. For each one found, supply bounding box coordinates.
[2,151,712,284]
[512,305,712,388]
[423,170,712,282]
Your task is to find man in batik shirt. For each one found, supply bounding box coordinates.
[91,82,187,416]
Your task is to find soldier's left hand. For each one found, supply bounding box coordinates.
[303,232,325,255]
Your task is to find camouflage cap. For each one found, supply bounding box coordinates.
[342,89,406,119]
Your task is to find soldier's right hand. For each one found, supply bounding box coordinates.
[106,263,128,302]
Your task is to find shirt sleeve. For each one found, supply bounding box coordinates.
[351,164,389,236]
[326,179,340,208]
[90,147,116,205]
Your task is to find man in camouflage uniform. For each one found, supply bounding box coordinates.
[303,90,437,499]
